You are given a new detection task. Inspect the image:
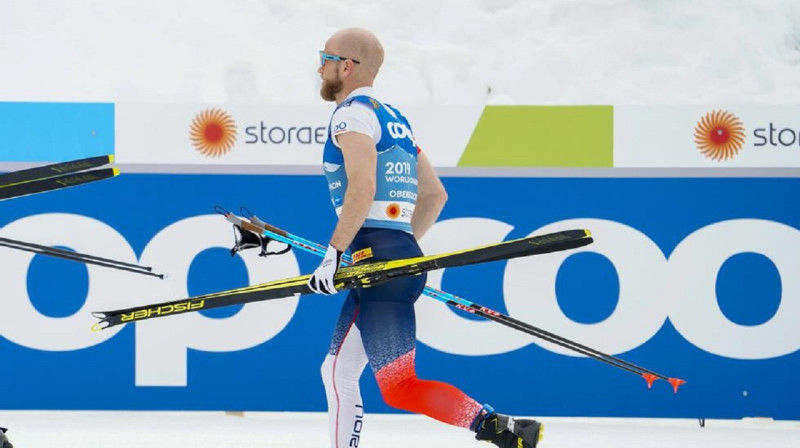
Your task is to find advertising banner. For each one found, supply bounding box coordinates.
[614,106,800,168]
[4,102,798,169]
[114,103,613,168]
[0,173,797,419]
[114,103,484,168]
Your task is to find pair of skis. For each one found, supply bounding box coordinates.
[0,156,161,278]
[0,155,118,201]
[92,208,684,392]
[91,224,593,328]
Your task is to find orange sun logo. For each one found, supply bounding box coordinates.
[694,110,746,161]
[386,203,400,219]
[189,109,237,157]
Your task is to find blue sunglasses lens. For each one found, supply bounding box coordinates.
[320,52,337,66]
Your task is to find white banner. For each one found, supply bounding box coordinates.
[114,103,481,167]
[614,106,800,168]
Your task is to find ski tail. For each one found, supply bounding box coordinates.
[0,167,119,201]
[0,155,114,188]
[428,229,592,269]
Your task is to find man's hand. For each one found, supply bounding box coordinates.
[307,244,344,295]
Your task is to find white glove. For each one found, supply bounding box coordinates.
[308,244,344,295]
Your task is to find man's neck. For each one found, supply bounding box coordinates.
[335,84,373,104]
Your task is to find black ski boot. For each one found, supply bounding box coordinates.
[474,412,543,448]
[0,427,13,448]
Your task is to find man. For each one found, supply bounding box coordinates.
[307,28,543,448]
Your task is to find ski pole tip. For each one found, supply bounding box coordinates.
[642,373,659,389]
[668,378,686,393]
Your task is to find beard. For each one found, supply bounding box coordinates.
[320,77,343,102]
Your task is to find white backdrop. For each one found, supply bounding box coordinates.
[1,0,799,105]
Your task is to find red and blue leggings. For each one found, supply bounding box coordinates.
[320,228,484,448]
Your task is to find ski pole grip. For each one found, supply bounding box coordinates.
[225,213,244,226]
[257,220,289,238]
[239,219,269,236]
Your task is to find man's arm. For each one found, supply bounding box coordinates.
[411,150,448,241]
[328,131,377,251]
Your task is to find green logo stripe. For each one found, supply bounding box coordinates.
[457,106,614,167]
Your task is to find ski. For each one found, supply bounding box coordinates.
[0,168,119,201]
[225,207,685,392]
[92,227,592,330]
[0,154,114,188]
[0,236,163,279]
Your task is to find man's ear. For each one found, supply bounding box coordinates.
[343,60,357,77]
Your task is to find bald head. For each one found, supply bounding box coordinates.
[327,28,384,81]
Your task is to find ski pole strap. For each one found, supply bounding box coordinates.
[217,206,291,258]
[260,238,291,257]
[229,224,263,256]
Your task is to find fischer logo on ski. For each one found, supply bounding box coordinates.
[121,300,206,322]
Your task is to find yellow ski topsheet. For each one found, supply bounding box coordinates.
[0,154,114,188]
[0,167,119,202]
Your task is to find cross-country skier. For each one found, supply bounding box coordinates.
[308,27,544,448]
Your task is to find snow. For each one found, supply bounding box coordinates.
[0,1,799,105]
[1,411,799,448]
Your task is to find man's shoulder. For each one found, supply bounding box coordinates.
[338,96,408,124]
[340,95,382,110]
[340,97,359,108]
[333,98,377,120]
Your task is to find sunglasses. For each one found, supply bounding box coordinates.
[319,51,361,67]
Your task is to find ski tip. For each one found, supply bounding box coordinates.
[668,378,686,394]
[111,167,121,177]
[584,229,592,237]
[90,321,108,332]
[642,373,659,389]
[107,154,115,164]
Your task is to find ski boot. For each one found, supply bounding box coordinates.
[474,412,543,448]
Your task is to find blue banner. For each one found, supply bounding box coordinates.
[0,174,797,419]
[0,102,114,162]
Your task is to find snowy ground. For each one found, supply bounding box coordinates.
[1,411,799,448]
